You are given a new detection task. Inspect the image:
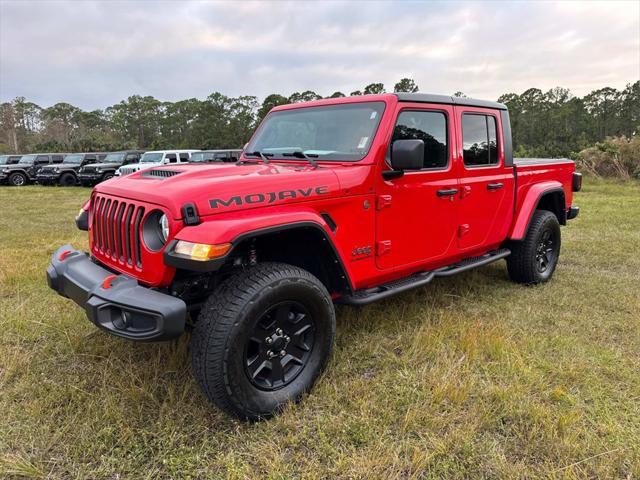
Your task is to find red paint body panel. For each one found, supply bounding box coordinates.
[86,94,577,290]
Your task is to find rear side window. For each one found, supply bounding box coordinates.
[462,114,499,166]
[36,155,49,163]
[166,153,177,163]
[179,153,190,162]
[52,155,63,162]
[392,110,448,169]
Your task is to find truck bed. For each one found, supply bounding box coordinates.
[514,157,574,166]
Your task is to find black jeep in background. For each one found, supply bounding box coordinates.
[0,153,68,186]
[36,152,108,186]
[78,150,144,186]
[189,149,243,163]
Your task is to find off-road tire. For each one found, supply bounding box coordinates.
[507,210,561,284]
[101,172,114,182]
[191,262,335,420]
[59,172,76,186]
[9,172,27,186]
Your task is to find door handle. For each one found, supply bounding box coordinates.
[436,188,458,197]
[487,183,504,190]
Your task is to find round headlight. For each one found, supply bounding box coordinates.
[160,214,169,242]
[142,210,169,251]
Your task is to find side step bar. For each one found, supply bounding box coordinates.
[339,248,511,306]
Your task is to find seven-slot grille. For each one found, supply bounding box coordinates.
[118,166,138,176]
[91,194,145,268]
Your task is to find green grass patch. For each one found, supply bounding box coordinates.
[1,180,639,478]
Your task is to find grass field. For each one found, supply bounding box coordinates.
[1,179,639,479]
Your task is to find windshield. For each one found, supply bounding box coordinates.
[103,153,125,164]
[190,152,216,162]
[19,155,36,164]
[63,154,83,164]
[140,152,163,163]
[245,102,385,161]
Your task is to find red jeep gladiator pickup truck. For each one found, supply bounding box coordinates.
[47,93,581,419]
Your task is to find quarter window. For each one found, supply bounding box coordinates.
[462,114,499,166]
[392,111,448,169]
[179,153,190,162]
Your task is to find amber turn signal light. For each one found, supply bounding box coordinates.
[174,241,231,261]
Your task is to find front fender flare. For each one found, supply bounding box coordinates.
[164,208,353,288]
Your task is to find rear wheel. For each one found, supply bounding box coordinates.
[59,173,76,186]
[8,172,27,186]
[191,262,335,420]
[507,210,561,284]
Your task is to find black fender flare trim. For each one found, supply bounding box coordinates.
[163,221,354,292]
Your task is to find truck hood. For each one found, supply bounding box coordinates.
[81,162,122,170]
[95,162,342,219]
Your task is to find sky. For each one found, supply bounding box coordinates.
[0,0,638,110]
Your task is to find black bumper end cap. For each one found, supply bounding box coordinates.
[567,206,579,220]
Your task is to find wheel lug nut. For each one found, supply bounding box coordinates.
[276,328,283,336]
[284,336,290,342]
[266,337,272,344]
[280,350,286,357]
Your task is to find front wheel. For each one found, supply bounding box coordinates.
[507,210,561,284]
[59,173,76,186]
[9,172,27,186]
[101,172,114,182]
[191,262,335,420]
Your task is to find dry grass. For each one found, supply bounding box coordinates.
[1,179,639,479]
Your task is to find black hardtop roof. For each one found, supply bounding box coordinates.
[68,152,110,156]
[197,149,243,153]
[24,152,71,156]
[394,93,507,111]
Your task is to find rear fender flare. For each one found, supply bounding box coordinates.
[509,182,566,240]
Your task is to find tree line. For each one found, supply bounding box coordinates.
[0,78,637,160]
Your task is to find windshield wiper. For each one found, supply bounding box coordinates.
[281,150,319,168]
[241,151,273,165]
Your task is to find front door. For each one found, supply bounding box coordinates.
[454,107,515,252]
[375,103,459,270]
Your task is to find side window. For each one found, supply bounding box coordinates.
[125,154,138,164]
[214,153,227,161]
[36,155,49,164]
[85,155,96,162]
[462,114,499,166]
[392,110,448,169]
[179,153,190,162]
[165,153,177,163]
[52,155,63,162]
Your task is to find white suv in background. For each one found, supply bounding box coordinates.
[115,150,200,176]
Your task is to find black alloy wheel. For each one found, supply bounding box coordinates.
[244,301,315,390]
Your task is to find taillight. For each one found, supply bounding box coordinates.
[572,172,582,192]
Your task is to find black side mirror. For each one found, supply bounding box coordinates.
[384,139,424,179]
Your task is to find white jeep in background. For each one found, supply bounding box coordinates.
[115,149,200,176]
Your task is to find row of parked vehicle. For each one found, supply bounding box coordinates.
[0,149,242,187]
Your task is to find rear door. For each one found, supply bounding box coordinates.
[375,102,459,270]
[454,107,515,252]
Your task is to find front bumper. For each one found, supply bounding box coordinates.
[47,245,186,341]
[78,173,101,185]
[36,174,60,185]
